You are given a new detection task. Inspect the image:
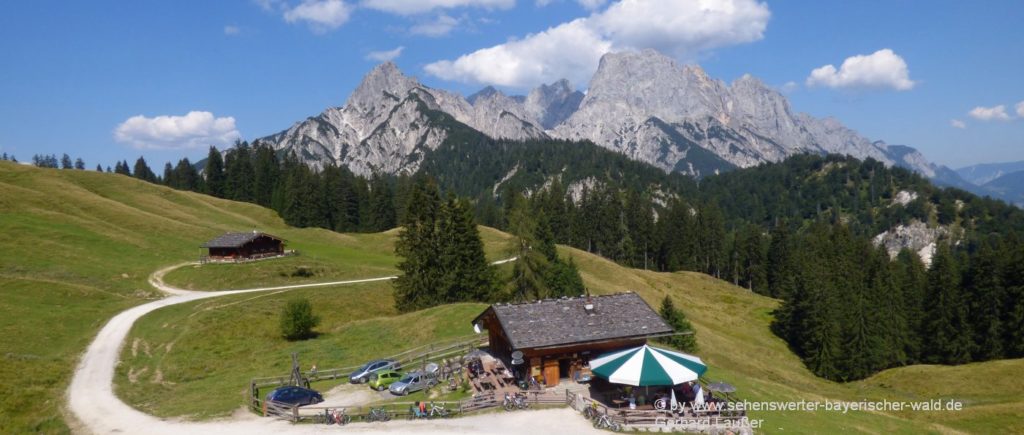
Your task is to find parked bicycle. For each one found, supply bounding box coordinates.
[503,392,529,411]
[593,413,622,432]
[323,408,350,425]
[428,402,450,418]
[367,407,391,422]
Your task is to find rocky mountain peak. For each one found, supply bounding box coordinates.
[525,79,584,129]
[467,86,500,104]
[347,62,420,110]
[255,54,956,187]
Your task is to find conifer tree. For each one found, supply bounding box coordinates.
[507,192,550,301]
[966,238,1004,360]
[368,175,397,231]
[437,194,497,303]
[173,158,201,191]
[1001,234,1024,357]
[133,156,157,183]
[162,162,175,186]
[61,153,73,169]
[657,296,698,353]
[766,221,797,299]
[893,248,928,362]
[204,146,226,197]
[922,242,972,364]
[224,141,255,201]
[393,176,445,311]
[74,158,85,170]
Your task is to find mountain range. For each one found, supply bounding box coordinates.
[253,49,968,188]
[953,161,1024,206]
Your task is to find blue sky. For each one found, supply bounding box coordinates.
[1,0,1021,170]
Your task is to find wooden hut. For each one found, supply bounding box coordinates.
[202,231,285,260]
[471,292,673,387]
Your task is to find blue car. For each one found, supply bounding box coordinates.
[265,385,323,407]
[349,359,401,384]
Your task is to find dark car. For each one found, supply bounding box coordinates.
[264,385,323,407]
[349,359,401,383]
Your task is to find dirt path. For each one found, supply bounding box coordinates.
[69,259,601,435]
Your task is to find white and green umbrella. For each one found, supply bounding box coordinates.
[590,344,707,386]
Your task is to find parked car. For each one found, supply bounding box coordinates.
[389,371,437,396]
[264,385,323,407]
[349,359,401,383]
[367,369,403,391]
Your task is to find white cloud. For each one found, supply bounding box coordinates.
[284,0,353,32]
[114,111,240,150]
[1017,101,1024,118]
[366,46,405,61]
[410,14,461,36]
[361,0,513,15]
[536,0,608,9]
[425,0,770,89]
[224,25,241,35]
[426,18,611,88]
[780,81,798,93]
[806,49,915,91]
[254,0,285,11]
[577,0,607,9]
[968,105,1011,122]
[950,119,966,129]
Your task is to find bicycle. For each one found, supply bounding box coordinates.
[585,401,598,419]
[593,413,622,432]
[503,392,529,411]
[428,402,450,418]
[323,408,350,425]
[367,407,391,422]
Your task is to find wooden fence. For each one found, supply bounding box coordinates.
[248,334,488,413]
[259,389,581,424]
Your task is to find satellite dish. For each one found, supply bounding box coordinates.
[473,323,482,334]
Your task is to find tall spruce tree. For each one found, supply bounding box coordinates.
[966,238,1004,360]
[393,176,445,311]
[893,248,928,362]
[368,175,397,231]
[204,146,226,197]
[922,242,972,364]
[437,194,497,303]
[507,192,550,301]
[133,157,157,183]
[1001,234,1024,357]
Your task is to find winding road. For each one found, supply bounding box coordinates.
[67,257,600,435]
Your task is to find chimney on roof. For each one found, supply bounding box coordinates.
[584,288,595,316]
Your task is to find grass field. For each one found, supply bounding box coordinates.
[0,162,397,433]
[3,161,1022,434]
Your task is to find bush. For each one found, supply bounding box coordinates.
[280,298,320,340]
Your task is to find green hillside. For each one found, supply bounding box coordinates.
[2,161,1022,434]
[0,162,398,433]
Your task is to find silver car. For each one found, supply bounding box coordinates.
[349,359,401,384]
[388,371,437,396]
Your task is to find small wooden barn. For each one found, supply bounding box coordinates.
[472,292,673,387]
[202,231,285,260]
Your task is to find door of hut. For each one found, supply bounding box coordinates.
[543,358,559,387]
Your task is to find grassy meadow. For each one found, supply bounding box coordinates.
[2,161,1022,434]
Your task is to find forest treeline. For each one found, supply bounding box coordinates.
[60,140,1024,382]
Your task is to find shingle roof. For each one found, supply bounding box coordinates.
[201,231,282,248]
[476,293,673,350]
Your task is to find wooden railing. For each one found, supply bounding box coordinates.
[248,334,488,413]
